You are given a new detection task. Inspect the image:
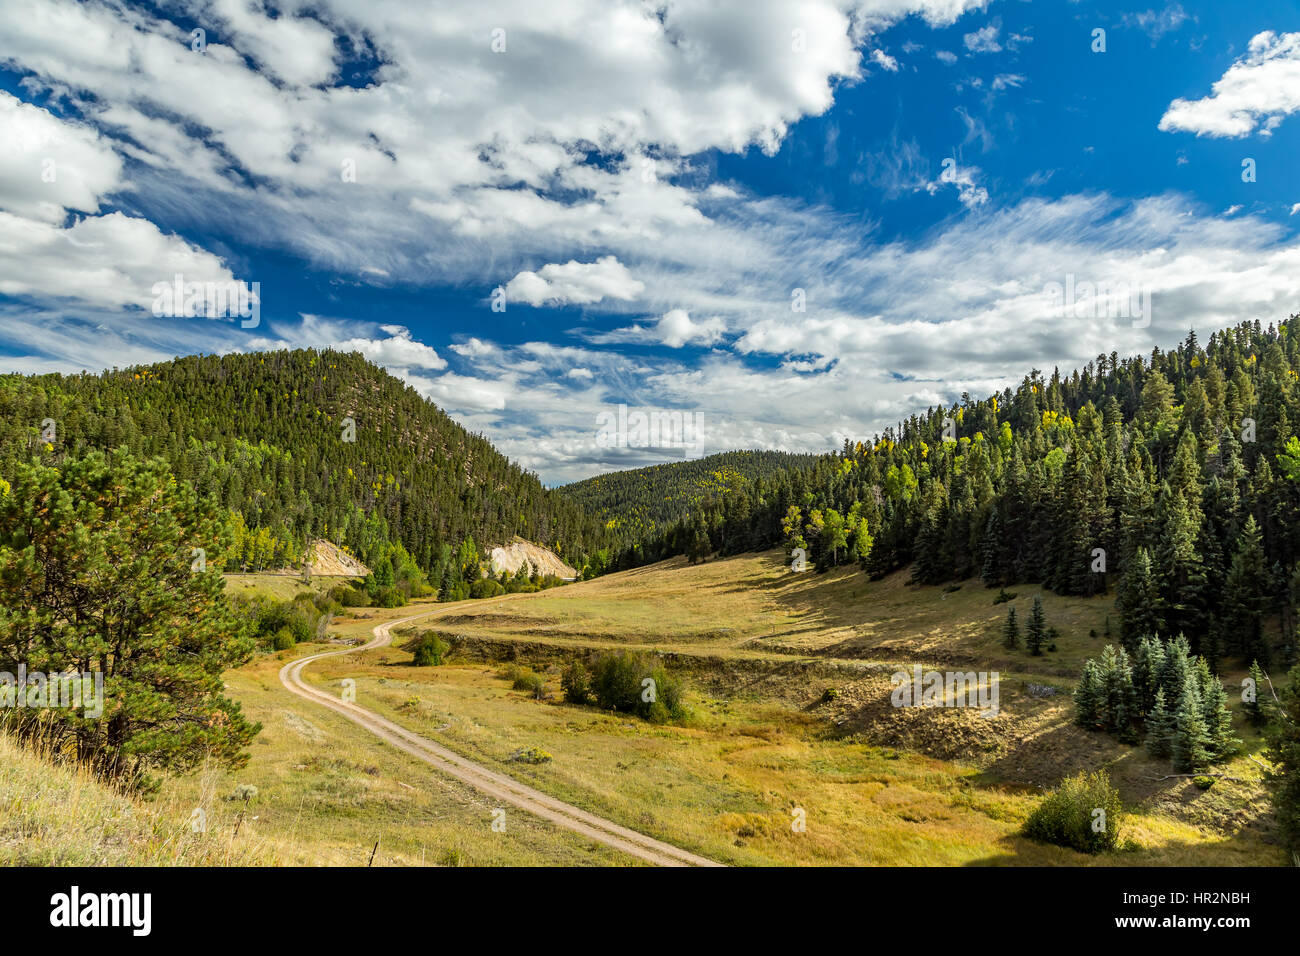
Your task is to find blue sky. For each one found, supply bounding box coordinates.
[2,1,1299,483]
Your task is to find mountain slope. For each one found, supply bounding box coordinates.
[559,449,822,546]
[0,349,609,575]
[613,318,1300,669]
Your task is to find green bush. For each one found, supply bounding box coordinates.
[1023,770,1122,854]
[272,626,296,650]
[591,652,644,712]
[335,586,371,608]
[411,634,448,667]
[588,652,685,720]
[561,660,591,704]
[642,665,683,720]
[470,578,505,599]
[507,666,545,698]
[374,585,406,608]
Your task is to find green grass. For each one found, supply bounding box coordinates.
[223,573,358,603]
[17,554,1279,867]
[300,553,1283,866]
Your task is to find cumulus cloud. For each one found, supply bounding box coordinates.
[504,256,645,307]
[310,320,447,370]
[585,309,727,348]
[1159,31,1300,137]
[0,92,123,223]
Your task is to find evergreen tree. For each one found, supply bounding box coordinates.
[1074,659,1103,729]
[1002,606,1021,650]
[1026,596,1047,656]
[1144,686,1174,760]
[1264,665,1300,855]
[1243,660,1268,726]
[0,449,259,785]
[1199,671,1239,761]
[1117,547,1162,650]
[1172,675,1211,773]
[1221,515,1270,664]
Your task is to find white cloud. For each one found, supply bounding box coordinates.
[871,49,899,72]
[922,158,989,208]
[991,73,1024,91]
[0,92,123,224]
[504,256,645,307]
[313,320,447,370]
[963,23,1001,54]
[1159,31,1300,138]
[0,210,236,311]
[1122,4,1190,42]
[935,50,958,64]
[653,309,727,348]
[1291,203,1300,215]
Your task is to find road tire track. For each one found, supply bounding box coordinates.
[278,604,722,867]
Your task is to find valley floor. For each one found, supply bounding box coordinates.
[4,552,1283,866]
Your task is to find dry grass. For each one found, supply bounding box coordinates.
[0,733,276,866]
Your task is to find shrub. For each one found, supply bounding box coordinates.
[591,652,645,712]
[561,660,591,704]
[587,652,686,720]
[272,626,296,650]
[411,634,448,667]
[470,578,505,599]
[336,586,371,608]
[1022,770,1122,854]
[509,666,545,698]
[641,665,683,720]
[510,746,553,764]
[374,585,406,608]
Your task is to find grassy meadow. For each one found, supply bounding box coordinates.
[5,553,1284,866]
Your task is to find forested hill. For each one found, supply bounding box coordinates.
[559,449,822,547]
[622,318,1300,669]
[0,349,609,574]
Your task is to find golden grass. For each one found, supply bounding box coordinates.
[10,553,1282,866]
[0,733,275,866]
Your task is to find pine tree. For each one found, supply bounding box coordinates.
[1002,606,1020,649]
[1026,596,1047,656]
[1074,659,1103,729]
[1132,635,1167,714]
[1200,671,1239,761]
[1244,660,1267,726]
[1099,644,1139,740]
[0,449,259,784]
[1264,664,1300,855]
[1172,675,1211,773]
[1117,547,1162,650]
[1145,686,1174,760]
[1221,515,1270,664]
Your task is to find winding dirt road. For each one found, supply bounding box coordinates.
[278,605,722,867]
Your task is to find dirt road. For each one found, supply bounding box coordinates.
[278,604,722,867]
